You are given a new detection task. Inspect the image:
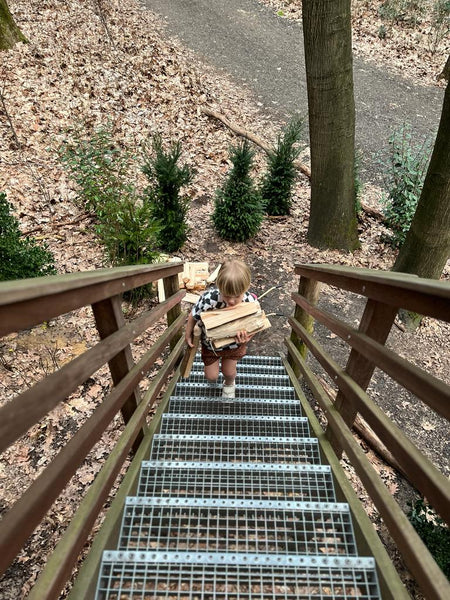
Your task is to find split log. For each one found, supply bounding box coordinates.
[180,324,201,378]
[202,106,311,179]
[201,301,260,330]
[201,302,271,349]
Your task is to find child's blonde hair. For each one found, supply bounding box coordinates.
[216,260,251,297]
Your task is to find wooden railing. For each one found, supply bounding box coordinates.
[0,262,185,599]
[286,264,450,600]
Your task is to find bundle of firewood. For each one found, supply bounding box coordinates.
[201,301,271,349]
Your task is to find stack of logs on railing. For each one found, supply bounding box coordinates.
[181,302,271,377]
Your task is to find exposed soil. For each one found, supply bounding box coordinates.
[0,1,449,599]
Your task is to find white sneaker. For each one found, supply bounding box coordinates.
[222,384,235,400]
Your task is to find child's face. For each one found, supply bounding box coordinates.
[221,293,244,307]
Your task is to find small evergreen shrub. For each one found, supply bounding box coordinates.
[430,0,450,54]
[213,140,264,242]
[0,192,56,281]
[59,125,160,269]
[380,124,431,248]
[408,499,450,578]
[378,0,425,25]
[142,135,195,253]
[260,116,304,216]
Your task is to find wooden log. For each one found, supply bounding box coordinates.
[207,311,268,340]
[201,301,260,330]
[202,106,311,179]
[180,324,201,378]
[213,316,271,349]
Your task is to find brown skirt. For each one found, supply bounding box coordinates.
[201,343,248,366]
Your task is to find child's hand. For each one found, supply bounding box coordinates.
[185,332,194,348]
[235,330,253,344]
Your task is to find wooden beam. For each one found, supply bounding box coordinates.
[288,276,321,376]
[27,340,184,600]
[92,295,143,450]
[0,291,184,454]
[294,264,450,322]
[0,262,184,336]
[292,292,450,420]
[282,347,409,600]
[0,316,184,577]
[288,316,450,525]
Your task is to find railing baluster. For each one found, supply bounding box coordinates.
[163,273,184,352]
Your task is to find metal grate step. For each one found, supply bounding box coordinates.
[167,397,303,418]
[96,551,381,600]
[237,354,284,366]
[137,461,335,502]
[183,372,291,387]
[191,361,286,375]
[173,382,297,399]
[160,414,310,437]
[150,434,321,464]
[118,497,357,556]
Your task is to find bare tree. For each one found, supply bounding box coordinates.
[302,0,359,250]
[394,55,450,280]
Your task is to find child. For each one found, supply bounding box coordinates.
[185,259,256,399]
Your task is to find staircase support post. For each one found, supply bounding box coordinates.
[288,276,321,377]
[326,299,398,456]
[92,294,145,451]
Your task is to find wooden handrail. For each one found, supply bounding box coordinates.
[295,264,450,322]
[288,263,450,600]
[0,262,183,336]
[292,292,450,420]
[0,261,186,589]
[285,339,450,600]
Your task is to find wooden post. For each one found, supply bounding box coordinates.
[326,298,398,456]
[288,276,321,377]
[163,273,183,352]
[91,295,144,451]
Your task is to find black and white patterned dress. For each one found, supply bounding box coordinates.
[191,287,257,351]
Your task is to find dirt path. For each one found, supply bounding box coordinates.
[142,0,444,184]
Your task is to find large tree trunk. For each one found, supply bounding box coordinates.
[302,0,359,251]
[0,0,27,50]
[394,56,450,280]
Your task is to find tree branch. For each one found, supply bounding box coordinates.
[201,105,312,179]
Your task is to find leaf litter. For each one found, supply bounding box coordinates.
[0,1,449,598]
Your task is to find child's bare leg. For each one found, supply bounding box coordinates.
[204,359,220,383]
[222,359,238,385]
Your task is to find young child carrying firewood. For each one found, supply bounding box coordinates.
[184,259,256,399]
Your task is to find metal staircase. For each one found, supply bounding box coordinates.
[95,355,381,599]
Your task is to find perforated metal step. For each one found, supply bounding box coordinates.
[137,461,335,502]
[167,397,303,418]
[160,414,310,437]
[94,354,382,600]
[150,434,321,464]
[184,371,291,387]
[191,360,286,375]
[96,552,381,600]
[118,497,357,556]
[175,382,297,400]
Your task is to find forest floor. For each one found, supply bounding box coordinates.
[0,1,449,598]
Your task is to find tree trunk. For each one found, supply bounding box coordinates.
[302,0,359,251]
[0,0,27,50]
[394,55,450,280]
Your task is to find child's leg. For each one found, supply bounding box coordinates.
[222,359,238,385]
[204,359,220,383]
